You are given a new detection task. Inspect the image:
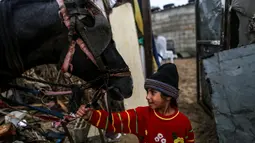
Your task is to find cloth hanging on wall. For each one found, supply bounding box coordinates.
[135,0,160,68]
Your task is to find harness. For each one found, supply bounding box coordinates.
[57,0,120,73]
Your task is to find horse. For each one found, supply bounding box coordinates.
[0,0,133,101]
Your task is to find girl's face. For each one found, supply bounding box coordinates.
[146,88,170,110]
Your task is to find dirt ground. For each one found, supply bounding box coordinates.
[117,58,219,143]
[174,58,218,143]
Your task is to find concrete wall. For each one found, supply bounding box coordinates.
[151,4,196,57]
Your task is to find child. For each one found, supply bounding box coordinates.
[76,63,195,143]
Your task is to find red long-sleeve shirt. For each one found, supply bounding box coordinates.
[89,106,194,143]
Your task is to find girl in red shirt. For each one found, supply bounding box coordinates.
[76,63,195,143]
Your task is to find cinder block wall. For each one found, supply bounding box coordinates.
[151,4,196,57]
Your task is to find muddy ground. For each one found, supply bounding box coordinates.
[117,58,219,143]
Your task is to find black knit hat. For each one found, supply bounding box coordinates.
[144,63,179,99]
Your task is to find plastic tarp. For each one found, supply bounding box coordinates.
[231,0,255,46]
[199,0,255,142]
[198,0,223,113]
[203,44,255,143]
[198,0,222,40]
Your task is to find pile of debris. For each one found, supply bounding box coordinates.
[0,64,122,142]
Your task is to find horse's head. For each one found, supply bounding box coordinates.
[56,0,133,101]
[0,0,133,100]
[61,39,133,101]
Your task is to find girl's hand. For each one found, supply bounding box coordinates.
[76,105,93,120]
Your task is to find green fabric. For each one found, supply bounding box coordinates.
[139,38,144,45]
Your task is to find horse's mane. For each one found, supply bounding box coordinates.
[0,0,24,77]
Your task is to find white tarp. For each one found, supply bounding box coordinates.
[109,3,148,109]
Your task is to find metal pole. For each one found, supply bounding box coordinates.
[195,0,201,103]
[142,0,153,77]
[226,0,232,50]
[61,121,75,143]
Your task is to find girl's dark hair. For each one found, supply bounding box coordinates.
[161,93,178,108]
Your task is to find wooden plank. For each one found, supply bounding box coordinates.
[109,3,148,109]
[142,0,153,77]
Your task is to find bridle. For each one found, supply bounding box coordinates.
[56,0,131,80]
